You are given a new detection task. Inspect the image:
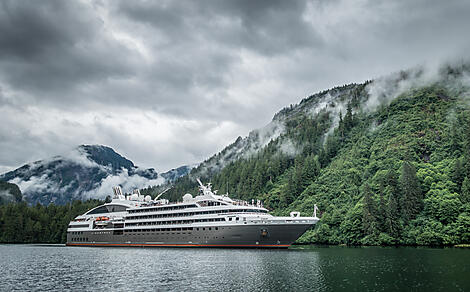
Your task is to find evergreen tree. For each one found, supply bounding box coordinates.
[461,177,470,204]
[377,192,386,232]
[464,113,470,177]
[451,158,465,193]
[338,111,344,139]
[362,183,377,236]
[344,102,353,131]
[385,192,400,240]
[399,161,423,221]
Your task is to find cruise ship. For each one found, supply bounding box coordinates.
[66,180,319,248]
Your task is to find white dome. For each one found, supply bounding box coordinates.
[130,194,139,201]
[144,195,151,202]
[182,193,193,202]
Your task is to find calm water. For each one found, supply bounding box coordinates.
[1,245,469,291]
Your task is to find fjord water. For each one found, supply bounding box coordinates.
[1,245,468,291]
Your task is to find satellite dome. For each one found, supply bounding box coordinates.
[182,193,193,202]
[130,194,139,201]
[144,195,151,202]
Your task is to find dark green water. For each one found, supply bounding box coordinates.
[0,244,468,291]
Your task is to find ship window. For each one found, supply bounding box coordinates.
[106,205,127,213]
[87,206,109,215]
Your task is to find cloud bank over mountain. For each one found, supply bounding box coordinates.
[0,145,190,205]
[1,0,469,174]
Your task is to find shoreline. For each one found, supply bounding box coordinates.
[1,242,469,248]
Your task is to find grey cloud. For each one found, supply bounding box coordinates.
[1,0,470,175]
[0,0,137,100]
[117,0,322,56]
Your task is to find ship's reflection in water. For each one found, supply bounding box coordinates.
[1,245,469,291]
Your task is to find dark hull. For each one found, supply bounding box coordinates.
[66,223,312,248]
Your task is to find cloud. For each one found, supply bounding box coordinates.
[0,189,14,201]
[365,59,470,112]
[82,168,165,199]
[10,173,59,196]
[1,0,470,175]
[279,138,300,157]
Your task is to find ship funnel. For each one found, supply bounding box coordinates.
[112,186,123,198]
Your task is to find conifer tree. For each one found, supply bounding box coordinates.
[338,111,344,139]
[344,101,353,131]
[451,158,464,193]
[461,177,470,204]
[377,192,386,232]
[362,183,377,236]
[385,192,400,239]
[399,161,423,220]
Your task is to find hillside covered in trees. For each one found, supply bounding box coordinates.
[148,64,470,246]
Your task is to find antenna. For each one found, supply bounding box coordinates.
[155,187,172,200]
[313,204,320,218]
[197,178,204,188]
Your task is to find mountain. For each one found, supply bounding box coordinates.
[161,62,470,246]
[0,145,192,205]
[160,164,199,182]
[0,181,22,205]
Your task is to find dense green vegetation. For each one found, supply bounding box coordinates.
[148,82,470,246]
[0,200,102,243]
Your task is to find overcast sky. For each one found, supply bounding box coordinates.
[0,0,469,173]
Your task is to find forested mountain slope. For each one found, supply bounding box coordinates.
[153,63,470,245]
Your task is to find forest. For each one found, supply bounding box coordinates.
[0,200,102,243]
[145,82,470,246]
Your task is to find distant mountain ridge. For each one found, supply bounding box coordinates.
[0,145,192,205]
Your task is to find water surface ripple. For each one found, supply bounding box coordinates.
[1,245,468,291]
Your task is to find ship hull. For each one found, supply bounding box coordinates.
[66,223,312,248]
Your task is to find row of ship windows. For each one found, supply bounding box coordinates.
[70,231,84,235]
[71,238,88,242]
[127,227,195,232]
[127,209,266,220]
[126,217,226,227]
[69,224,89,228]
[128,201,226,214]
[128,204,198,213]
[126,227,222,232]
